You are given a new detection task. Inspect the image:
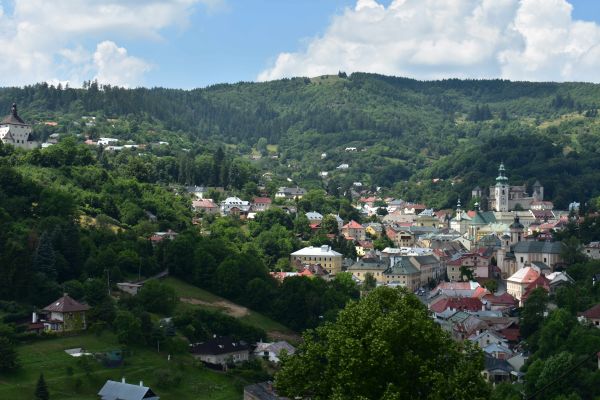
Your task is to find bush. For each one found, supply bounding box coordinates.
[153,368,183,388]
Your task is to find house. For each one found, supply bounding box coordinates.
[583,242,600,260]
[506,267,550,306]
[403,203,427,215]
[469,330,508,349]
[384,258,421,290]
[252,197,272,212]
[429,281,485,299]
[430,297,484,315]
[483,293,518,311]
[578,304,600,328]
[446,252,490,282]
[275,187,306,200]
[364,222,383,237]
[512,241,564,271]
[244,382,289,400]
[116,282,143,296]
[253,341,296,363]
[305,211,324,225]
[347,259,388,283]
[290,246,343,275]
[0,103,38,149]
[483,342,514,360]
[336,163,349,170]
[192,199,219,214]
[355,240,374,257]
[341,220,366,241]
[190,336,250,366]
[483,354,514,383]
[37,294,90,332]
[220,197,251,217]
[150,230,178,245]
[546,271,574,292]
[98,378,159,400]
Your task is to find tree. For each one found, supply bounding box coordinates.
[0,336,19,372]
[35,373,49,400]
[275,286,490,399]
[363,272,377,291]
[483,279,498,293]
[561,237,587,266]
[137,280,178,315]
[520,287,549,341]
[320,215,339,234]
[459,265,475,282]
[113,310,142,344]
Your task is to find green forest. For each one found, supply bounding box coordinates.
[2,73,599,209]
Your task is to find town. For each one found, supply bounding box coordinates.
[2,96,600,400]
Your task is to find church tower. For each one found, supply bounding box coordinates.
[509,214,524,245]
[532,180,544,201]
[494,163,509,212]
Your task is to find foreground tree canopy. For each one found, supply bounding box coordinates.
[275,286,490,400]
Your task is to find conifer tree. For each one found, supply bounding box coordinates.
[35,373,49,400]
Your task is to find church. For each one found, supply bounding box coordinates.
[0,103,38,149]
[472,163,544,212]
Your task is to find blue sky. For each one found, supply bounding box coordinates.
[0,0,599,88]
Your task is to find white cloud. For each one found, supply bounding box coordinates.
[258,0,600,83]
[93,41,151,88]
[0,0,223,87]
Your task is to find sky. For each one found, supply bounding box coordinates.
[0,0,599,88]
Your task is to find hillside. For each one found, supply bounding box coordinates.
[2,73,599,208]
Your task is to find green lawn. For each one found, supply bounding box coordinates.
[164,277,295,336]
[164,277,222,302]
[0,333,241,400]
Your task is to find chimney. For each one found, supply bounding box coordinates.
[139,381,144,387]
[122,377,126,384]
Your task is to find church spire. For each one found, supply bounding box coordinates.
[496,162,508,183]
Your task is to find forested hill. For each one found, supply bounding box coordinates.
[4,73,600,208]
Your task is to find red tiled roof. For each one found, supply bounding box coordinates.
[192,199,217,208]
[580,304,600,319]
[484,292,517,306]
[252,197,272,204]
[430,297,483,313]
[499,327,520,342]
[43,294,89,313]
[343,220,363,229]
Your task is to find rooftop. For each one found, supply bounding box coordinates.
[43,294,90,313]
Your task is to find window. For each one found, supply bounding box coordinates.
[520,257,524,263]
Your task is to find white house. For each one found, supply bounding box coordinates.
[253,341,296,363]
[0,103,38,149]
[220,197,251,216]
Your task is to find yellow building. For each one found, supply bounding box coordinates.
[348,259,388,283]
[290,245,343,275]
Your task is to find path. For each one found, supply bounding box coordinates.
[179,297,250,318]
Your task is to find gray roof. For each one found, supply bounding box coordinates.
[244,382,289,400]
[387,258,419,275]
[348,259,387,271]
[484,354,513,373]
[1,104,26,125]
[98,380,159,400]
[513,241,563,254]
[411,255,439,265]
